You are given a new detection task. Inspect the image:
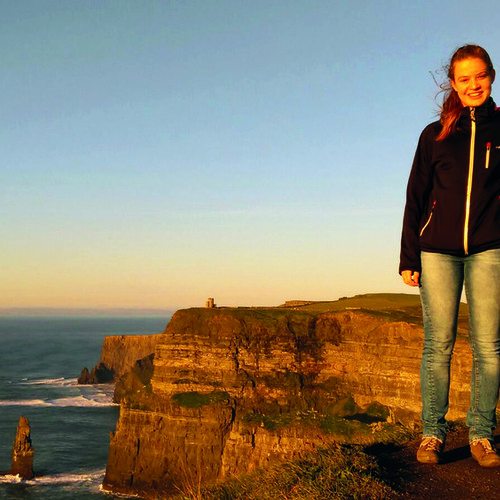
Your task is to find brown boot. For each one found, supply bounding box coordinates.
[470,439,500,468]
[417,437,444,464]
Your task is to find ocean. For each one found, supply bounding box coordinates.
[0,315,169,500]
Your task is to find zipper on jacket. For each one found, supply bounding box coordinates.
[486,142,491,169]
[420,200,436,237]
[464,107,476,255]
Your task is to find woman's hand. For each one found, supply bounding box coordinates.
[402,270,420,287]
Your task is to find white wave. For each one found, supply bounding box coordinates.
[21,377,77,387]
[0,398,117,408]
[100,483,144,498]
[47,395,117,407]
[0,474,26,484]
[0,468,105,486]
[0,399,50,407]
[1,378,117,407]
[35,469,105,485]
[0,391,117,408]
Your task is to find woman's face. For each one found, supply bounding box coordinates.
[451,57,495,108]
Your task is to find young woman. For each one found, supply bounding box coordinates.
[400,44,500,467]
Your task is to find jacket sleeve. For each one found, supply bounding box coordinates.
[399,125,436,274]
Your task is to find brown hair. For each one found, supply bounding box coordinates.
[436,44,495,141]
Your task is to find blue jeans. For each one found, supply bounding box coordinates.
[420,249,500,442]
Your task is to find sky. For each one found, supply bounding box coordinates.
[2,0,500,310]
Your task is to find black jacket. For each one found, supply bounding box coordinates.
[400,99,500,274]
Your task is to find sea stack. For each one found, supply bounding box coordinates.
[10,416,35,479]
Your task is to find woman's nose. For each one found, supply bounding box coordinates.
[470,78,480,88]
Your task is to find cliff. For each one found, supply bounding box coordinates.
[97,334,164,377]
[101,294,476,498]
[78,334,163,384]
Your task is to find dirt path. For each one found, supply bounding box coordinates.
[371,428,500,499]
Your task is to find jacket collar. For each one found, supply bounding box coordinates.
[458,98,497,130]
[459,97,497,121]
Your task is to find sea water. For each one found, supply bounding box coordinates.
[0,315,169,500]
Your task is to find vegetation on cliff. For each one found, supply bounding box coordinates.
[170,442,401,500]
[171,421,500,500]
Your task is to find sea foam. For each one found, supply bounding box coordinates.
[0,468,106,485]
[21,377,77,387]
[0,381,117,407]
[0,397,117,408]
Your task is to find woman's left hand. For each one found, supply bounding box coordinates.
[402,270,420,287]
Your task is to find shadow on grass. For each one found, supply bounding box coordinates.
[364,442,419,493]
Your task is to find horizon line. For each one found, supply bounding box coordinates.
[0,307,177,317]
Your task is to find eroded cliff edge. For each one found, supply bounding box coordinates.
[78,333,164,394]
[101,294,474,499]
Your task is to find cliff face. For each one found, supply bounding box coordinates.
[102,302,477,498]
[79,334,164,384]
[98,334,164,378]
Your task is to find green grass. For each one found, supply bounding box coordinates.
[172,390,231,408]
[170,443,398,500]
[280,293,422,313]
[277,292,469,330]
[241,411,296,431]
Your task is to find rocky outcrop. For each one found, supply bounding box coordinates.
[78,362,114,384]
[78,334,163,386]
[10,416,35,479]
[101,298,478,498]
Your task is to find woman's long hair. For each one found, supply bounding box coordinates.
[436,44,495,141]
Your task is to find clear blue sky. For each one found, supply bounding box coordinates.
[2,0,499,309]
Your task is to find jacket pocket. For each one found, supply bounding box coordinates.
[420,200,436,237]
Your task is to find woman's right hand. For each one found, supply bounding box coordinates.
[402,270,420,287]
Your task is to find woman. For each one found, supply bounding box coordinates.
[400,44,500,467]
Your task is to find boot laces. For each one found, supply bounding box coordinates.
[474,439,496,454]
[421,437,442,451]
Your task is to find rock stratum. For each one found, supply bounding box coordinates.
[98,293,476,499]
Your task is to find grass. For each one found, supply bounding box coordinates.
[172,390,231,408]
[241,411,296,431]
[278,292,469,332]
[163,414,416,500]
[170,443,398,500]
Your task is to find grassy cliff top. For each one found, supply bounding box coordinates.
[181,293,468,331]
[279,293,422,312]
[277,292,468,331]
